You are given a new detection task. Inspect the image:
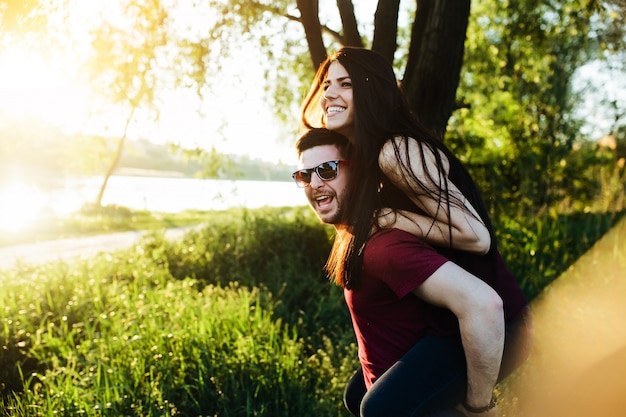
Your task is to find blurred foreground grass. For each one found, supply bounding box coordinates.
[498,215,626,417]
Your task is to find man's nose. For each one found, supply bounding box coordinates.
[309,172,325,188]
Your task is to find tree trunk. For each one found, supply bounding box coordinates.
[95,136,125,208]
[297,0,327,69]
[94,107,135,207]
[402,0,470,138]
[372,0,401,63]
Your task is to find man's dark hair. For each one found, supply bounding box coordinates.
[296,128,351,158]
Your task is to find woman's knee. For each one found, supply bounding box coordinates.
[359,390,392,417]
[358,383,419,417]
[344,368,366,416]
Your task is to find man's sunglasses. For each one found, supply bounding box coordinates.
[292,160,350,188]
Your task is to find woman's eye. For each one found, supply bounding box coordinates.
[342,81,352,87]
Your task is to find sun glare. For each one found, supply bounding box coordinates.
[0,43,90,127]
[0,182,47,232]
[49,189,85,216]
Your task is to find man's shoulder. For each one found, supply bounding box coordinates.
[363,228,449,284]
[368,228,436,250]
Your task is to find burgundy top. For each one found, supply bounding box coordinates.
[345,228,527,388]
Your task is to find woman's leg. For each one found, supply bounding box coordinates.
[345,361,464,417]
[359,335,467,417]
[356,310,533,417]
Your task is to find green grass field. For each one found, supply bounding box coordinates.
[1,206,624,416]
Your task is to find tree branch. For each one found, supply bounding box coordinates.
[296,0,327,68]
[372,0,400,62]
[264,5,344,47]
[336,0,362,46]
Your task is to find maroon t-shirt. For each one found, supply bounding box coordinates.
[345,228,527,388]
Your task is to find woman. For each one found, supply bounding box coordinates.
[300,47,533,416]
[301,47,496,286]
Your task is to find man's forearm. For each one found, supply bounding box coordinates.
[411,262,506,411]
[459,301,504,409]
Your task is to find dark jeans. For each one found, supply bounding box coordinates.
[344,308,533,417]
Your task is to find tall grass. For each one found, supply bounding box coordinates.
[496,209,625,299]
[0,207,358,416]
[1,204,623,416]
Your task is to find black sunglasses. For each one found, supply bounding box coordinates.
[292,160,350,188]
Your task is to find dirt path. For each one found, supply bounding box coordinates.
[0,225,200,270]
[501,216,626,416]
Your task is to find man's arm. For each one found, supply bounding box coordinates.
[412,261,504,415]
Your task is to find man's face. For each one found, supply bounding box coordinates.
[298,144,350,225]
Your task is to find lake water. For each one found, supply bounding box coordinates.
[47,176,308,213]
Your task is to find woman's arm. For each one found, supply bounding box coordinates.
[377,208,489,254]
[378,137,491,254]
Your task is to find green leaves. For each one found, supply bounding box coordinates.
[448,0,624,216]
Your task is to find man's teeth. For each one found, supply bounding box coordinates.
[327,106,345,114]
[316,195,331,202]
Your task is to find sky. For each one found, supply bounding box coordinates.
[0,1,300,165]
[0,43,296,164]
[1,1,623,168]
[136,53,294,163]
[572,57,626,138]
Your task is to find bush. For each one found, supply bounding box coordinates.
[495,209,625,299]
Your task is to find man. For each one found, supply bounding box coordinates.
[292,128,532,417]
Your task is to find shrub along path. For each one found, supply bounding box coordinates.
[500,215,626,417]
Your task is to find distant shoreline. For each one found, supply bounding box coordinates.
[114,167,186,178]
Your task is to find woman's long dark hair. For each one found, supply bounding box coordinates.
[301,47,494,289]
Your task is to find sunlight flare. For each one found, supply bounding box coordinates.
[0,182,47,232]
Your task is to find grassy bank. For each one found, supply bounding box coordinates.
[0,206,624,416]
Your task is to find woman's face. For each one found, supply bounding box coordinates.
[320,61,355,139]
